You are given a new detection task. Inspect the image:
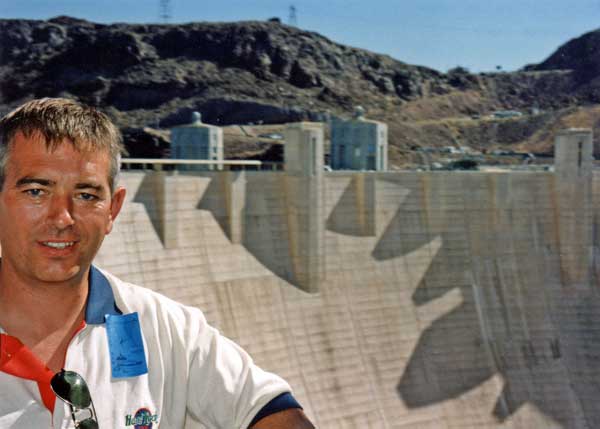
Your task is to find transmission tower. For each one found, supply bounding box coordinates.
[288,5,297,26]
[159,0,172,23]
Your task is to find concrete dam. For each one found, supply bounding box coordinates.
[95,128,600,428]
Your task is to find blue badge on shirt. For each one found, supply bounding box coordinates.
[105,312,148,378]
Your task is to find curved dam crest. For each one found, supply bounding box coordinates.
[96,129,599,428]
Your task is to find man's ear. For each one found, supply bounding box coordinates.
[106,186,126,235]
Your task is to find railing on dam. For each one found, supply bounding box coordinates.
[120,158,283,171]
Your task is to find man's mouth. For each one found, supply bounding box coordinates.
[42,241,76,249]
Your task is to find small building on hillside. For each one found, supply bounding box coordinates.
[492,110,523,119]
[330,107,388,171]
[171,112,223,170]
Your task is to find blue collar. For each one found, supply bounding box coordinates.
[86,266,122,324]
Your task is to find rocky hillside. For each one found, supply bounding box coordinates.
[0,16,599,166]
[526,28,600,98]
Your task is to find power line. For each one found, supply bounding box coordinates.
[288,5,297,26]
[159,0,171,23]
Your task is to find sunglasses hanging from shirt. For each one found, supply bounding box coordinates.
[50,369,99,429]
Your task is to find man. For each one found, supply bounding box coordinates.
[0,98,315,428]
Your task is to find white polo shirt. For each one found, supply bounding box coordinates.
[0,266,297,428]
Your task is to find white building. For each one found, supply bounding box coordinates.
[171,112,223,171]
[330,108,388,171]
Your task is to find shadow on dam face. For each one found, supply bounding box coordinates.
[326,180,373,237]
[371,186,430,260]
[377,182,600,428]
[196,174,296,284]
[133,173,165,244]
[131,169,600,427]
[394,251,600,428]
[370,185,500,416]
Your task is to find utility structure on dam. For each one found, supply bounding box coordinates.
[97,126,600,428]
[170,111,224,171]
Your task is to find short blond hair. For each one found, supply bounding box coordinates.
[0,98,123,191]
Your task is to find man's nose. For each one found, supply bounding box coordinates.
[48,194,75,229]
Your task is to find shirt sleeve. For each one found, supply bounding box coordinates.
[184,308,293,429]
[248,392,303,427]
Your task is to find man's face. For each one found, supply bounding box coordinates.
[0,131,125,285]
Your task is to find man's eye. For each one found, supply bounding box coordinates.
[24,189,44,197]
[78,193,98,201]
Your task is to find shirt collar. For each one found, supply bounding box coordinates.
[86,266,122,324]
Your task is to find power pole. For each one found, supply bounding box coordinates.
[159,0,172,23]
[288,5,297,26]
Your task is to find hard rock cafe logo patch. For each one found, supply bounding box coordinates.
[125,407,159,428]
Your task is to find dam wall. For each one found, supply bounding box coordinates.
[95,130,600,428]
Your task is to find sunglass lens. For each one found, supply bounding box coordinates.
[50,370,92,408]
[77,418,99,429]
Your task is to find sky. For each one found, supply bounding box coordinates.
[1,0,599,73]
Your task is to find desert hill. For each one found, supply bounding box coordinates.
[0,16,599,166]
